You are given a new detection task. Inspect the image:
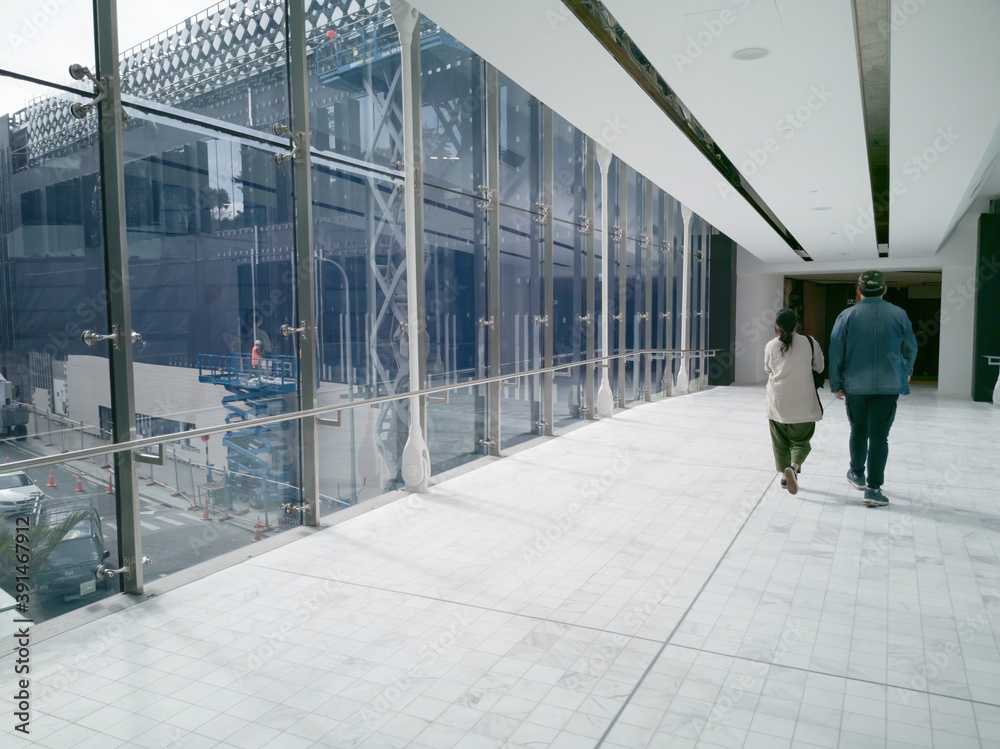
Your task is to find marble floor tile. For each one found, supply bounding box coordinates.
[1,386,997,748]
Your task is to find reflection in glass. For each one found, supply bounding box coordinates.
[138,417,302,580]
[498,73,539,212]
[0,78,113,475]
[121,117,297,432]
[552,113,585,225]
[424,185,486,473]
[499,207,542,448]
[312,160,410,499]
[552,219,586,427]
[0,0,93,88]
[0,464,122,626]
[311,0,400,169]
[118,1,289,134]
[420,27,484,195]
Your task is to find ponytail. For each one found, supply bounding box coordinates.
[778,328,794,354]
[775,308,798,354]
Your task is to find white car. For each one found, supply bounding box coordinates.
[0,470,44,514]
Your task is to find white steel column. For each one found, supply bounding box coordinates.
[595,144,614,418]
[391,0,430,492]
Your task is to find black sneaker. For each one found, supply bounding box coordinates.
[863,488,888,506]
[847,470,866,491]
[783,467,798,495]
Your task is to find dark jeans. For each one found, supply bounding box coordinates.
[845,394,898,489]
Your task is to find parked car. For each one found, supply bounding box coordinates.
[0,470,44,514]
[35,501,110,601]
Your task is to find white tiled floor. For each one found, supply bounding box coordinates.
[3,384,999,748]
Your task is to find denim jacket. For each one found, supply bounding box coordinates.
[829,297,918,395]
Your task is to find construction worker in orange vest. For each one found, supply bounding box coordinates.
[252,340,263,371]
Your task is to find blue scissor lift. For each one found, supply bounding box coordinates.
[198,354,299,509]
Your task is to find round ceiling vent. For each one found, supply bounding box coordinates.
[731,47,770,61]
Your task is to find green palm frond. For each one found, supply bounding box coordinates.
[0,510,89,594]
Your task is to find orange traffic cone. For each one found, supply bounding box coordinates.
[75,473,85,492]
[106,473,114,494]
[47,468,57,487]
[5,455,8,462]
[201,503,211,521]
[251,526,262,542]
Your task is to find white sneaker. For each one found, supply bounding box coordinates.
[783,467,798,495]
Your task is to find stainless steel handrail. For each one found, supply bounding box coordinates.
[1,348,719,474]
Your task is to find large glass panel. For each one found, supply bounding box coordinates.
[607,157,624,400]
[623,167,643,405]
[120,119,303,559]
[311,0,402,171]
[690,215,704,384]
[424,184,486,473]
[118,1,289,134]
[2,459,120,625]
[0,77,117,622]
[552,219,586,427]
[551,115,588,426]
[420,26,484,195]
[650,187,669,397]
[138,416,302,577]
[497,73,539,213]
[669,196,683,389]
[499,207,542,449]
[312,157,407,506]
[0,0,94,86]
[552,113,584,224]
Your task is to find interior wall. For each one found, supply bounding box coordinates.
[734,198,986,399]
[940,265,976,396]
[937,204,983,397]
[735,249,784,385]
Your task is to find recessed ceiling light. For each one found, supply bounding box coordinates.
[731,46,770,61]
[812,206,833,211]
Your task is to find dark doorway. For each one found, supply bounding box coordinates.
[785,272,942,385]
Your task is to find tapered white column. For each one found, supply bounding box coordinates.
[391,0,430,491]
[595,145,614,418]
[676,205,693,394]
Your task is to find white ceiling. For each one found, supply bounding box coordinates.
[605,0,876,262]
[888,0,1000,256]
[409,0,801,264]
[409,0,1000,268]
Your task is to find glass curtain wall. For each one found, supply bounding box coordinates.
[0,73,118,617]
[550,111,589,427]
[496,73,543,449]
[624,165,643,405]
[0,0,723,626]
[420,27,488,473]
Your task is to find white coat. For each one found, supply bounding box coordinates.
[764,333,824,424]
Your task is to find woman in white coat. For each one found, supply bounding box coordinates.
[764,308,824,494]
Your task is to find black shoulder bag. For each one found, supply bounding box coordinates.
[807,336,824,414]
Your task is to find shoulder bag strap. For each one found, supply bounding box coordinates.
[807,336,823,414]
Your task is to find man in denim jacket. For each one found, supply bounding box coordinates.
[829,270,918,507]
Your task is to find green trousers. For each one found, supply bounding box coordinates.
[769,420,816,472]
